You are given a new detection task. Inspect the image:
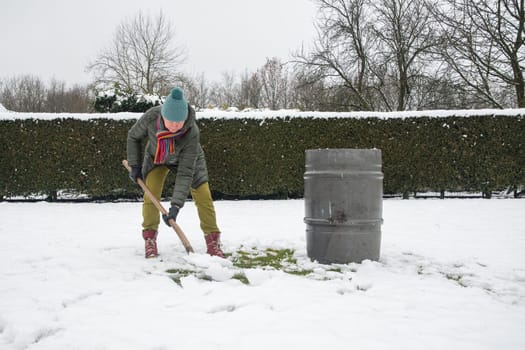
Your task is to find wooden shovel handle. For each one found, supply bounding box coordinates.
[122,160,194,254]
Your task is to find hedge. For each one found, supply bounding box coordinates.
[0,114,523,200]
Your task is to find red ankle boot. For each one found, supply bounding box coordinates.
[205,232,225,258]
[142,230,158,258]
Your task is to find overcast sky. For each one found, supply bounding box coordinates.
[0,0,318,86]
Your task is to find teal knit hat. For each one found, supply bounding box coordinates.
[162,87,188,122]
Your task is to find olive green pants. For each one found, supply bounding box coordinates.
[142,166,220,234]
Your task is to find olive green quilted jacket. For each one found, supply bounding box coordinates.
[126,105,209,207]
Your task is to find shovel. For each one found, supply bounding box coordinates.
[122,160,194,254]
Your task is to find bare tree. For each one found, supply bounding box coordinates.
[0,75,92,113]
[0,75,46,112]
[294,0,377,110]
[372,0,440,110]
[219,71,238,108]
[206,72,239,109]
[238,70,263,109]
[290,66,329,110]
[433,0,525,108]
[87,10,186,95]
[258,57,290,110]
[183,73,211,109]
[45,79,92,113]
[45,79,67,112]
[57,84,93,113]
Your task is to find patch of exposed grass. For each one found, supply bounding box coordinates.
[285,268,314,276]
[166,268,213,286]
[444,273,467,287]
[166,247,317,286]
[231,247,296,269]
[327,267,343,273]
[232,272,250,285]
[230,247,313,276]
[166,268,194,286]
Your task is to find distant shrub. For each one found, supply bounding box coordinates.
[93,87,162,113]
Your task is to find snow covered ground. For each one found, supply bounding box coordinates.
[1,199,524,350]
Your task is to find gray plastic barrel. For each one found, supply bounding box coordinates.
[304,149,383,264]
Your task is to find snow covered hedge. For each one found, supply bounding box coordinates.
[0,110,523,200]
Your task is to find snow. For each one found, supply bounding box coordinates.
[95,90,164,107]
[0,103,9,113]
[1,198,524,349]
[0,108,524,121]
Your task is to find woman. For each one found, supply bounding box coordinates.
[126,87,224,258]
